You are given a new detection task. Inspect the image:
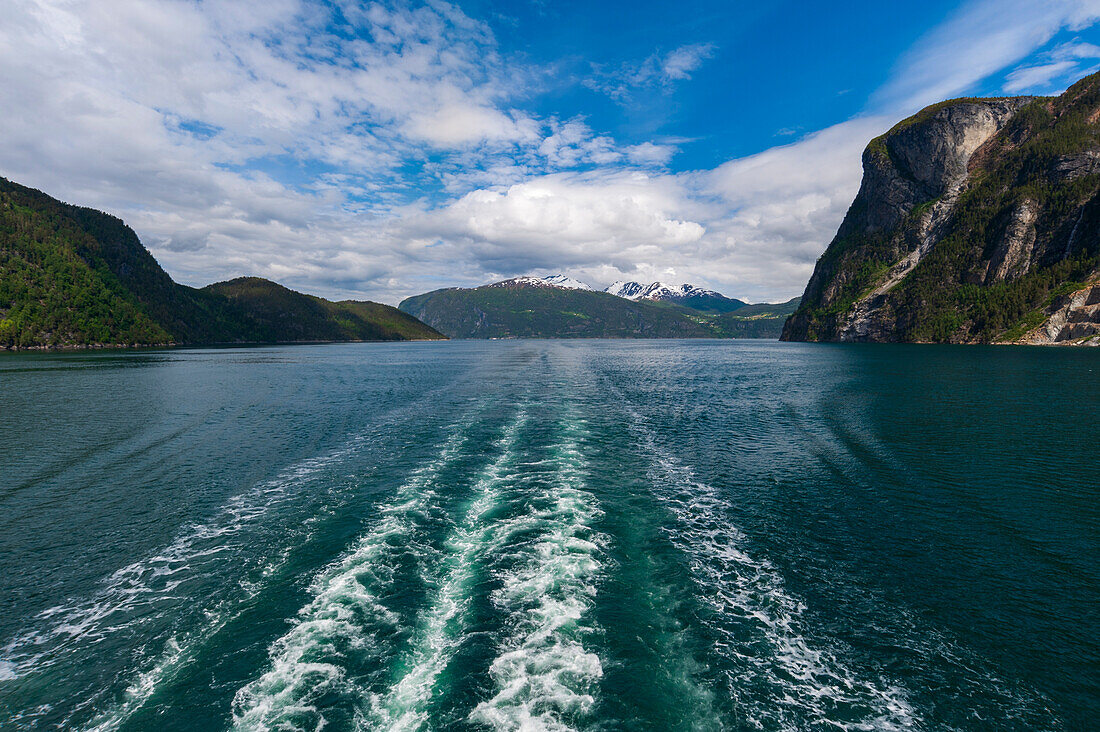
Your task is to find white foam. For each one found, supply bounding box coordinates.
[0,435,376,732]
[469,416,605,732]
[85,410,488,732]
[5,438,363,672]
[4,384,475,705]
[367,413,529,731]
[0,660,17,681]
[231,425,476,731]
[624,408,920,732]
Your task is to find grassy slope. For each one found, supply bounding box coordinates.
[713,297,801,338]
[206,277,444,342]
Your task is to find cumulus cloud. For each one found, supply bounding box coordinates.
[419,172,704,251]
[2,0,1100,306]
[0,0,670,299]
[372,117,887,304]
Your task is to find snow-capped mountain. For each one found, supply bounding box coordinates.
[604,280,648,299]
[604,281,747,313]
[540,274,593,290]
[604,281,707,301]
[480,275,744,313]
[401,276,797,339]
[487,275,594,291]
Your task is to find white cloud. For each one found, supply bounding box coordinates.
[659,44,716,81]
[584,43,716,101]
[398,172,705,274]
[0,0,671,299]
[1004,60,1080,92]
[626,142,676,166]
[872,0,1100,114]
[1003,39,1100,92]
[373,117,887,304]
[691,117,891,299]
[2,0,1100,308]
[406,105,539,147]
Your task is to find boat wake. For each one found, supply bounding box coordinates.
[231,419,487,731]
[234,405,608,732]
[469,412,605,731]
[2,432,374,732]
[615,399,920,732]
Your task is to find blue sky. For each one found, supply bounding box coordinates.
[3,0,1100,303]
[479,0,961,166]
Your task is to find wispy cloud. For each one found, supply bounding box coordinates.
[871,0,1100,114]
[1003,39,1100,92]
[584,43,716,101]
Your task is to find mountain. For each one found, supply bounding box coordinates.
[0,177,444,348]
[536,274,594,290]
[203,277,445,343]
[605,281,748,313]
[399,277,797,339]
[711,297,802,337]
[485,275,595,291]
[782,72,1100,345]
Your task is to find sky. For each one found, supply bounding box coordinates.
[4,1,1100,304]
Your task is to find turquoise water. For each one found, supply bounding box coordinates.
[0,340,1095,731]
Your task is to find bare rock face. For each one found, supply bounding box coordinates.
[985,198,1038,284]
[785,98,1033,342]
[1051,151,1100,181]
[782,72,1100,345]
[838,99,1033,238]
[1018,282,1100,345]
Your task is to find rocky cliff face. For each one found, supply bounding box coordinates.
[1020,282,1100,345]
[782,73,1100,345]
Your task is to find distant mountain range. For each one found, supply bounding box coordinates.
[481,274,751,312]
[0,175,801,348]
[605,281,748,313]
[0,177,444,349]
[399,275,798,339]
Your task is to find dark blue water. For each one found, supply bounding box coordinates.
[0,341,1096,731]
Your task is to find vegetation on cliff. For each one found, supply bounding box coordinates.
[205,277,442,343]
[784,72,1100,344]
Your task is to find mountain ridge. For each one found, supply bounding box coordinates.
[398,277,797,339]
[473,274,753,313]
[605,280,749,313]
[0,177,444,349]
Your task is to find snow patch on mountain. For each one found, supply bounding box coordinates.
[540,274,594,290]
[487,275,594,291]
[604,281,723,302]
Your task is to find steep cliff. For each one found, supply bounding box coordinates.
[782,73,1100,345]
